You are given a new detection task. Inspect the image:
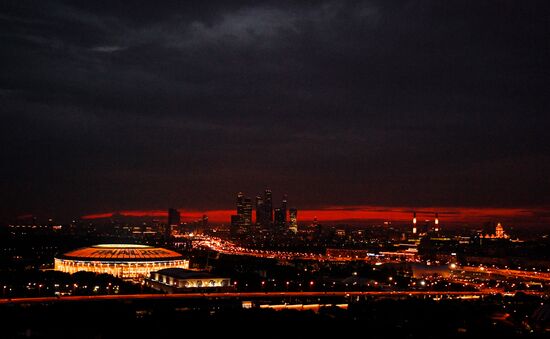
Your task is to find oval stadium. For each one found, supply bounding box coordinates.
[54,244,189,280]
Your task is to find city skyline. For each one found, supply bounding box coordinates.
[2,1,549,224]
[73,204,549,226]
[2,1,550,337]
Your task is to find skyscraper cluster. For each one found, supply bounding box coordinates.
[231,189,298,236]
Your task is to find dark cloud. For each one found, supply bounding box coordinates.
[1,0,549,222]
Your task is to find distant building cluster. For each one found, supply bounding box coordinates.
[231,189,298,236]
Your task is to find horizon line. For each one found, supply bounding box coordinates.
[74,205,550,225]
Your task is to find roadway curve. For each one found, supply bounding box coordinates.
[457,267,550,281]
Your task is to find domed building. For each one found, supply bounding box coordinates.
[483,222,509,239]
[54,244,189,280]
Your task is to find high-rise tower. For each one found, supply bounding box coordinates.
[236,192,245,218]
[242,197,252,228]
[264,188,273,224]
[289,208,298,233]
[167,208,180,239]
[255,195,265,226]
[236,192,252,232]
[281,194,288,225]
[230,215,241,237]
[495,222,504,238]
[274,208,285,229]
[168,208,181,226]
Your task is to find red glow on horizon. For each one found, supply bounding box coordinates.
[81,205,550,225]
[82,209,233,222]
[82,210,167,219]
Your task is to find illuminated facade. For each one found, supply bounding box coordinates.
[54,244,189,280]
[289,208,298,233]
[483,222,509,239]
[236,192,252,228]
[495,223,504,238]
[146,268,231,293]
[243,197,253,227]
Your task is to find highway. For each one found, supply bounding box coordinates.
[192,235,550,282]
[457,266,550,281]
[0,290,544,305]
[191,234,407,262]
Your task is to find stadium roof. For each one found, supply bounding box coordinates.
[58,244,184,261]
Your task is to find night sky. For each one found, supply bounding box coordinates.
[1,1,549,224]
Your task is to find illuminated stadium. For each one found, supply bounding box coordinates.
[54,244,189,280]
